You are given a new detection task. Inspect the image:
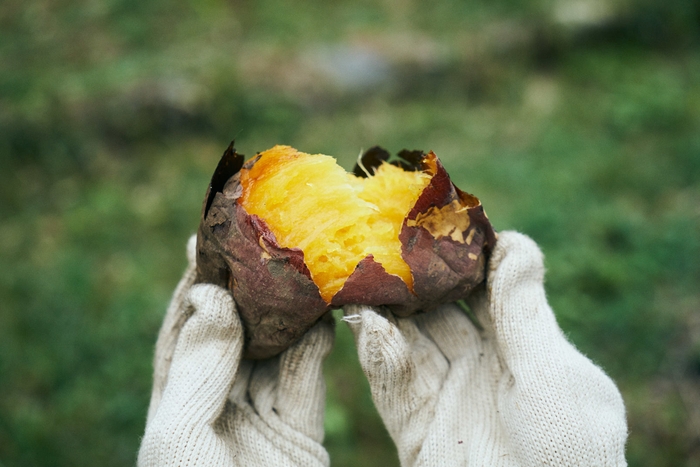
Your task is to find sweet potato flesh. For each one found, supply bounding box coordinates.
[239,145,432,302]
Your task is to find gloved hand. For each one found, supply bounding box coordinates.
[138,236,334,467]
[344,231,628,467]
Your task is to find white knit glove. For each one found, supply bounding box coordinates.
[344,231,628,467]
[138,236,333,467]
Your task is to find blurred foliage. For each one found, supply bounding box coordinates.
[1,0,700,465]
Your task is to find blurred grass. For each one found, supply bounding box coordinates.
[1,0,700,465]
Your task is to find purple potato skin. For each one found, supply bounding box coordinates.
[397,152,496,316]
[196,144,496,359]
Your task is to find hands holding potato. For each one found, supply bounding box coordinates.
[139,232,628,466]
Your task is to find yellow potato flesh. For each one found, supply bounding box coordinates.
[239,145,431,303]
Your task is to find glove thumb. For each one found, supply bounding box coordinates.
[485,231,562,359]
[482,231,628,465]
[151,284,243,429]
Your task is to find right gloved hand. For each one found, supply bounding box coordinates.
[344,231,628,467]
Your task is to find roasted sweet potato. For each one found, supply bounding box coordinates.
[196,143,496,359]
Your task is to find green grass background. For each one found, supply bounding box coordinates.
[1,0,700,465]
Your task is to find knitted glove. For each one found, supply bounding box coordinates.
[138,236,333,467]
[344,231,628,467]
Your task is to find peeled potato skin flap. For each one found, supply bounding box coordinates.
[196,143,496,359]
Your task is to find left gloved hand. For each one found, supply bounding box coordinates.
[138,235,334,467]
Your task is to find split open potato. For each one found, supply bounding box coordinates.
[196,143,496,359]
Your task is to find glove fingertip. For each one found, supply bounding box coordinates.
[186,234,197,268]
[342,304,377,334]
[186,284,240,333]
[342,306,390,336]
[353,309,411,377]
[489,231,545,284]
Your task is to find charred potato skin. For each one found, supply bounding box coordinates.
[196,143,496,359]
[196,146,329,359]
[396,152,496,316]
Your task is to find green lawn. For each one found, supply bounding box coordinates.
[1,0,700,465]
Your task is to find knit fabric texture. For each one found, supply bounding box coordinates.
[138,236,333,467]
[344,231,628,467]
